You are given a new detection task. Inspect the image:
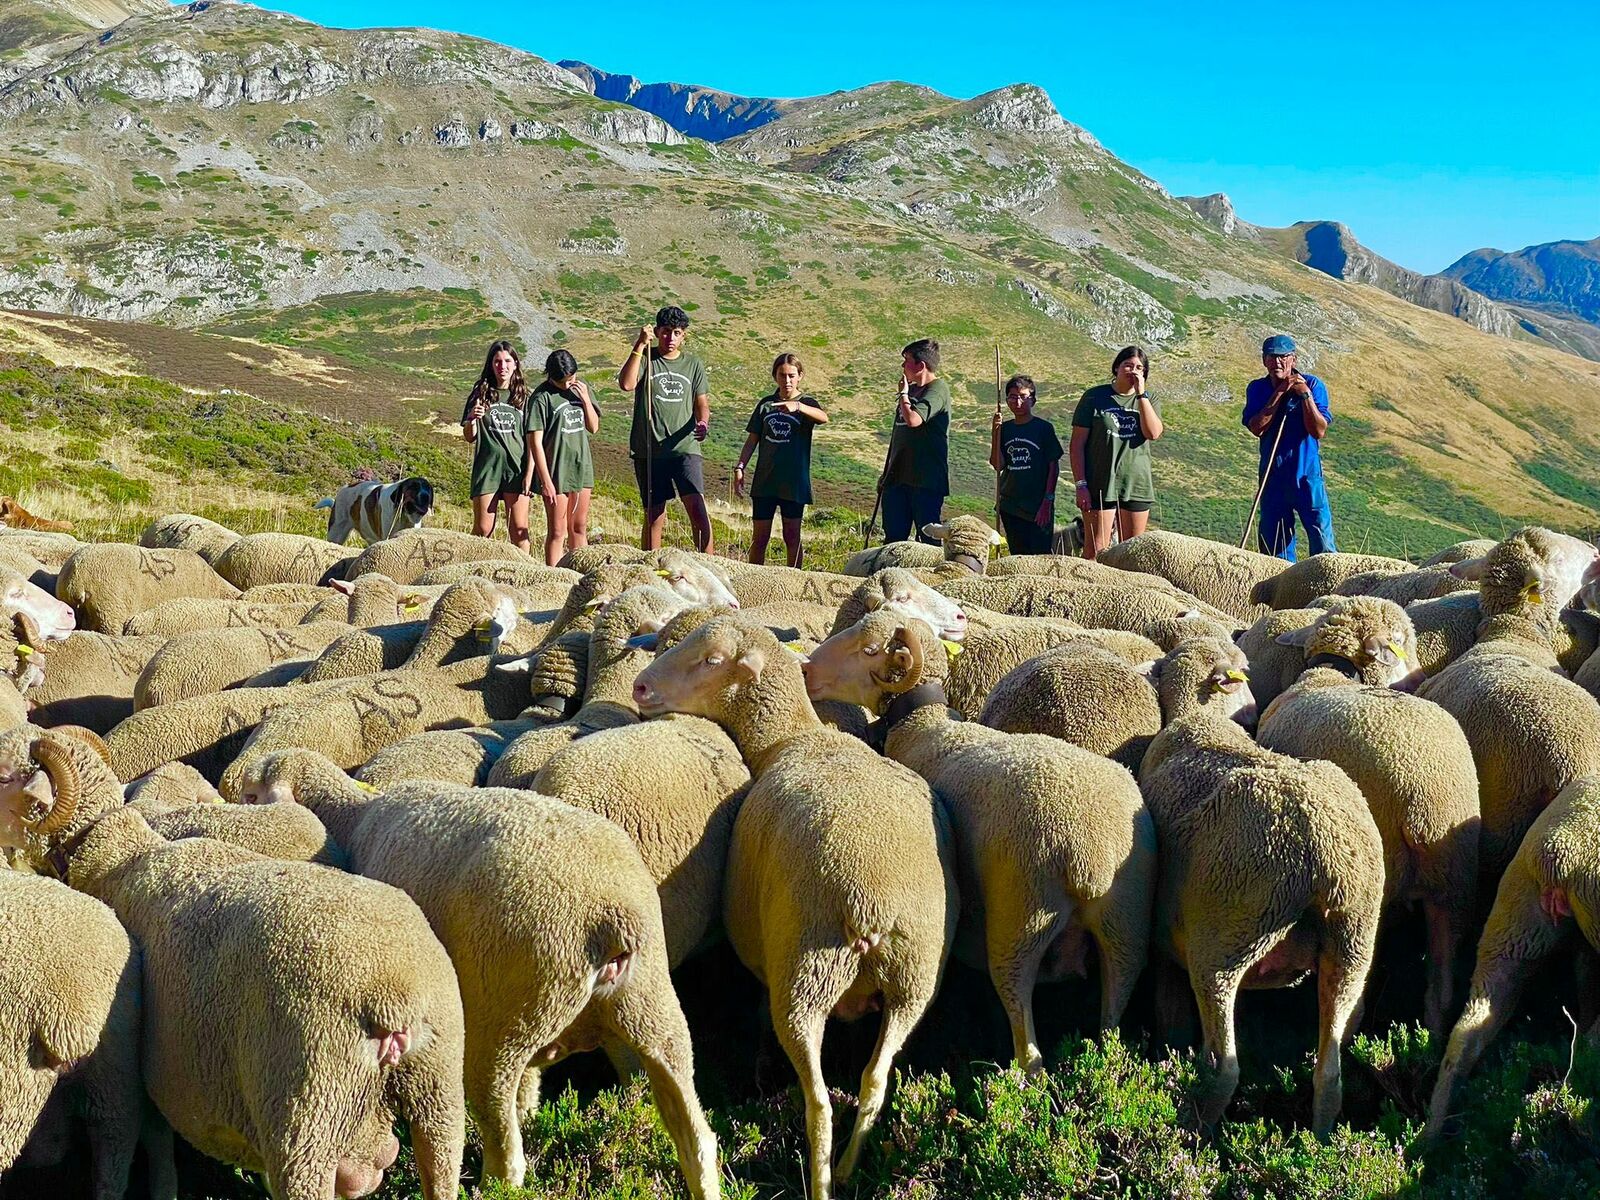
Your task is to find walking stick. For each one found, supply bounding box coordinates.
[993,345,1004,554]
[1238,404,1289,551]
[643,338,658,549]
[862,377,906,551]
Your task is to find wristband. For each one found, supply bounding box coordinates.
[735,463,746,472]
[628,348,644,360]
[1074,480,1089,489]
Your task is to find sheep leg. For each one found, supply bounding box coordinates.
[986,901,1061,1074]
[1422,897,1464,1037]
[139,1105,178,1200]
[516,1065,541,1123]
[1424,867,1565,1141]
[466,1029,534,1188]
[775,1012,834,1200]
[599,950,720,1200]
[836,1003,920,1183]
[1090,865,1155,1034]
[1310,944,1367,1137]
[637,1037,721,1200]
[392,1052,467,1200]
[1189,964,1247,1132]
[1153,954,1197,1048]
[84,1072,139,1200]
[602,1036,644,1080]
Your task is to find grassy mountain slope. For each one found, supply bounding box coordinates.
[0,0,1597,560]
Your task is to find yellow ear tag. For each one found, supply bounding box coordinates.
[1522,582,1544,605]
[14,645,31,658]
[402,596,422,614]
[353,779,379,794]
[1389,642,1406,662]
[941,639,964,658]
[783,641,808,655]
[655,569,673,579]
[1226,669,1249,682]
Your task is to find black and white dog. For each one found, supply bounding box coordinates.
[315,477,435,545]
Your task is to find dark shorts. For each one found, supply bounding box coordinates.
[1087,498,1152,513]
[752,495,804,521]
[999,509,1054,556]
[633,455,704,507]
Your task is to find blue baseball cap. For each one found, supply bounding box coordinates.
[1262,334,1297,356]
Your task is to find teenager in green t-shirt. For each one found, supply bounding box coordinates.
[989,374,1063,556]
[615,305,714,553]
[523,348,601,567]
[1069,345,1165,560]
[735,352,829,566]
[881,337,950,544]
[460,338,532,552]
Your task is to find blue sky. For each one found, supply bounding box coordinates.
[246,0,1598,275]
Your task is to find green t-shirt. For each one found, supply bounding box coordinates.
[745,394,820,504]
[528,381,597,493]
[630,349,709,459]
[997,416,1064,519]
[462,388,530,498]
[885,378,951,495]
[1071,384,1159,504]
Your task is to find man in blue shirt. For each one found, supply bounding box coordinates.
[1241,333,1336,560]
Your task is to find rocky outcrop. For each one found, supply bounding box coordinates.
[1442,237,1600,326]
[0,0,586,119]
[559,60,790,142]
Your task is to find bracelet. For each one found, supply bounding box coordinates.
[735,463,746,473]
[1074,479,1089,488]
[628,348,644,360]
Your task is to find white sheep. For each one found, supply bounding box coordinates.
[1257,598,1479,1033]
[1138,639,1384,1136]
[233,749,721,1198]
[0,728,469,1200]
[0,870,141,1199]
[1097,530,1289,622]
[56,544,240,635]
[803,613,1155,1069]
[634,617,956,1200]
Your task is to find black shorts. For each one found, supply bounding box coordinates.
[1087,498,1152,513]
[751,495,804,521]
[634,455,704,507]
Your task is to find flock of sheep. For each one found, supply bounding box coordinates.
[2,509,1599,1200]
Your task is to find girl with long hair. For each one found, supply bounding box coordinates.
[461,339,532,551]
[524,349,601,567]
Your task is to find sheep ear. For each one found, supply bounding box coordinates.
[329,578,356,596]
[921,522,949,542]
[494,656,533,675]
[1449,556,1487,581]
[1363,636,1400,667]
[1134,659,1159,679]
[732,648,765,683]
[1275,625,1316,648]
[987,528,1003,546]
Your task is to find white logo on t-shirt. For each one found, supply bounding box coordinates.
[653,368,692,408]
[763,412,798,444]
[487,404,519,434]
[1004,438,1039,471]
[559,403,585,435]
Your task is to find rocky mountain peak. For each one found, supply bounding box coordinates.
[1180,192,1242,236]
[965,83,1070,136]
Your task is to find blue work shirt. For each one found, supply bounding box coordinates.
[1240,374,1331,486]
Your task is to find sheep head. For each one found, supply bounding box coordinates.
[832,569,967,641]
[232,747,358,806]
[1455,527,1599,617]
[0,729,95,860]
[1275,596,1421,689]
[1142,637,1257,726]
[634,616,780,721]
[652,549,739,609]
[803,612,933,709]
[922,515,1002,571]
[595,585,695,653]
[0,569,75,642]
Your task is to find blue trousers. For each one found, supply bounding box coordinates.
[1257,473,1336,562]
[881,485,944,544]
